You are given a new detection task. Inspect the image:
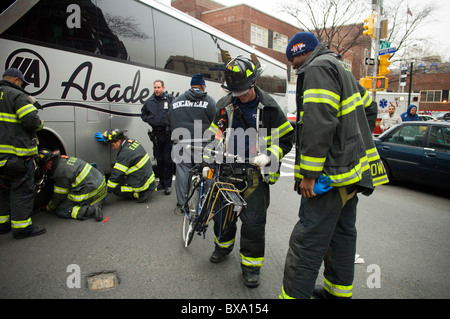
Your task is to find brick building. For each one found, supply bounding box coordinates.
[171,0,368,81]
[172,0,450,112]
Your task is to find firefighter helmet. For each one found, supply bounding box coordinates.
[36,149,61,166]
[221,55,265,94]
[102,129,127,143]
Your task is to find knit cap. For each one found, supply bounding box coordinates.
[190,73,206,86]
[286,32,319,61]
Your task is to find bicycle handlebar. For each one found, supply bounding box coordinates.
[186,144,250,164]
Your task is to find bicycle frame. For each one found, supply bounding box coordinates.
[182,147,247,247]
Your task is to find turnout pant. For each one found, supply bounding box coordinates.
[56,184,107,220]
[213,174,270,273]
[0,157,36,235]
[281,187,358,299]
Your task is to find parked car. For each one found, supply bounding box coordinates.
[374,121,450,190]
[419,114,435,121]
[431,111,450,121]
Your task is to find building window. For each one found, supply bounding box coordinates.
[272,33,288,53]
[342,59,352,72]
[420,90,442,103]
[251,24,268,48]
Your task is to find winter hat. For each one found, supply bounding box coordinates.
[3,68,30,86]
[190,73,206,86]
[286,32,319,61]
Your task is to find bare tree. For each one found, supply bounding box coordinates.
[279,0,437,62]
[279,0,370,56]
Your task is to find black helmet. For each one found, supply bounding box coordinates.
[221,55,265,93]
[102,128,127,143]
[36,148,61,166]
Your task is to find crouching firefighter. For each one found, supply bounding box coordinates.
[205,55,294,287]
[95,129,156,203]
[36,149,106,221]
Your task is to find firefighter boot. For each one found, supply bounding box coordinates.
[210,246,231,263]
[13,226,46,239]
[242,268,260,288]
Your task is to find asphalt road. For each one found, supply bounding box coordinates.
[1,159,449,302]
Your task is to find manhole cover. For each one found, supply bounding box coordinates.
[86,271,119,291]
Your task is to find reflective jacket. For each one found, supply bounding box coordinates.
[293,43,388,192]
[107,139,156,193]
[207,86,294,184]
[0,80,43,166]
[48,156,106,209]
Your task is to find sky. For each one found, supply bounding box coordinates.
[161,0,450,61]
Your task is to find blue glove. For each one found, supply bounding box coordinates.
[95,132,105,142]
[313,174,333,195]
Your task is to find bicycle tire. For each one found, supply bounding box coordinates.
[182,176,201,247]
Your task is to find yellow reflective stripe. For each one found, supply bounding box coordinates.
[107,180,119,188]
[328,155,369,186]
[269,172,280,183]
[215,236,235,248]
[300,154,326,172]
[126,153,150,175]
[339,92,362,117]
[0,159,7,167]
[208,123,219,135]
[240,253,264,267]
[68,179,106,202]
[71,206,81,219]
[11,218,32,229]
[120,172,155,193]
[279,286,295,299]
[267,144,283,162]
[264,121,294,144]
[16,104,37,119]
[361,89,372,108]
[366,147,380,162]
[324,278,353,297]
[54,186,69,195]
[304,89,340,112]
[0,112,20,123]
[0,215,10,224]
[0,144,38,156]
[113,162,128,173]
[71,164,92,188]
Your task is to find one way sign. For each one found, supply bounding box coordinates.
[365,58,375,65]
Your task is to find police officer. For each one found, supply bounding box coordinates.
[167,73,216,209]
[141,80,174,195]
[0,68,46,239]
[206,55,294,287]
[37,149,106,221]
[95,129,156,203]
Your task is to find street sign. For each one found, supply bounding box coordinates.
[380,41,391,50]
[379,47,396,56]
[365,58,375,65]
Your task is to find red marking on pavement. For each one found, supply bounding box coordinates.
[103,216,109,223]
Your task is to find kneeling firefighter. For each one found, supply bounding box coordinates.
[36,149,106,221]
[95,129,156,203]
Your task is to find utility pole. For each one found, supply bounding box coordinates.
[371,0,382,102]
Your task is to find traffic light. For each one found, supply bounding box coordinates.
[360,77,372,90]
[375,76,388,90]
[363,14,375,37]
[378,54,391,76]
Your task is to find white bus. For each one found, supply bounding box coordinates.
[0,0,288,174]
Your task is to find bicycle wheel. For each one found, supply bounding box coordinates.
[182,176,200,247]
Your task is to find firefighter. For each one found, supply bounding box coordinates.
[37,149,106,221]
[205,55,294,287]
[280,32,389,299]
[0,68,46,239]
[95,129,156,203]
